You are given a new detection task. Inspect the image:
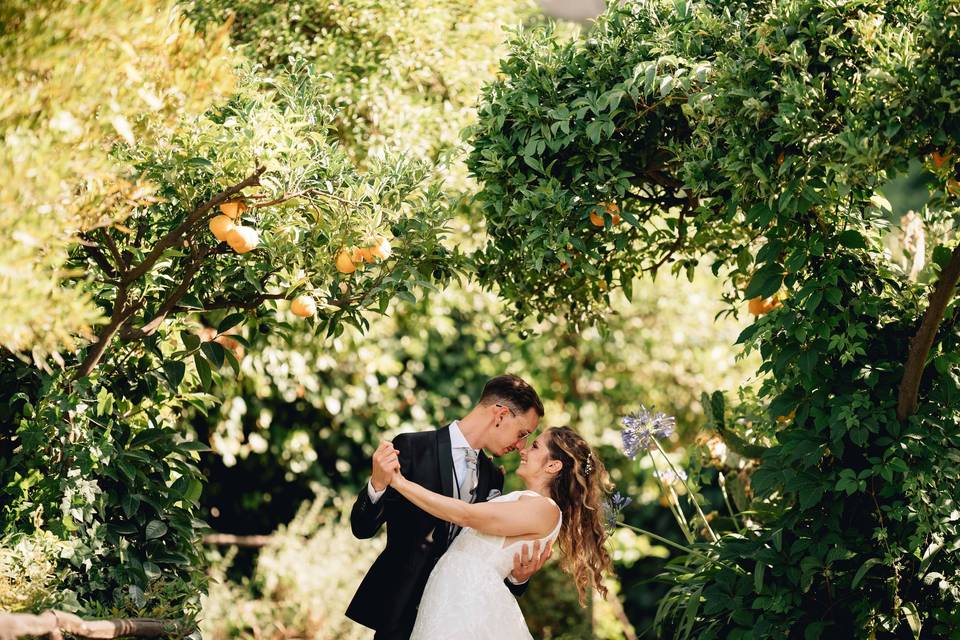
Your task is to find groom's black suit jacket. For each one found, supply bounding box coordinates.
[346,425,527,638]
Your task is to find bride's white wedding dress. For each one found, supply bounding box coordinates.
[410,490,562,640]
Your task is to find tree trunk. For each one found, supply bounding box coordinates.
[897,242,960,422]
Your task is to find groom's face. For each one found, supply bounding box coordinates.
[490,405,539,456]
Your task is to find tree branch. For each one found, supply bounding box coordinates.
[644,199,691,273]
[101,229,126,273]
[78,237,118,279]
[121,166,265,285]
[202,533,278,547]
[247,187,361,210]
[74,288,142,379]
[896,242,960,422]
[0,610,183,640]
[181,291,287,312]
[119,247,213,341]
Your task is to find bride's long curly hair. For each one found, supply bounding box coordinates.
[545,426,613,606]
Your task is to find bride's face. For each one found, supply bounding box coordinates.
[516,432,556,481]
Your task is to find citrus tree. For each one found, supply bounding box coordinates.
[0,1,460,621]
[466,0,960,637]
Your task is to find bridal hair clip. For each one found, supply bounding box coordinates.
[583,453,594,476]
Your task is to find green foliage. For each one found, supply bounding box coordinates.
[187,0,539,188]
[468,0,960,636]
[0,0,238,360]
[201,490,383,640]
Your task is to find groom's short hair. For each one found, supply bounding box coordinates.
[479,374,544,417]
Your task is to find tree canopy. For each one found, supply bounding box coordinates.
[467,0,960,635]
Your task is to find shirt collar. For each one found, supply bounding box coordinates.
[449,420,477,452]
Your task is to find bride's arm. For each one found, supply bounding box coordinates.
[391,474,557,538]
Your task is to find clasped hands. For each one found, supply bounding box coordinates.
[368,440,552,583]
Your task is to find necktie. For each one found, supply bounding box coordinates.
[448,448,478,546]
[459,448,478,503]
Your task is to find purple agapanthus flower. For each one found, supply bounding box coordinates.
[605,491,633,530]
[620,406,676,459]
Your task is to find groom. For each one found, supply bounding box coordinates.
[346,374,551,639]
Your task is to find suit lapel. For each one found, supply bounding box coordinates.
[436,425,454,498]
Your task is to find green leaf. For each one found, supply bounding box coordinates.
[194,353,211,391]
[201,341,225,368]
[96,387,114,417]
[162,361,185,391]
[217,313,245,333]
[754,560,765,593]
[130,429,167,449]
[223,348,241,375]
[901,603,921,639]
[121,493,140,518]
[145,520,167,540]
[179,440,212,452]
[851,558,882,588]
[181,331,201,351]
[837,230,866,249]
[185,157,213,168]
[744,265,783,299]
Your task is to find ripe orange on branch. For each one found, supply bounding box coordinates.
[748,295,781,315]
[290,295,317,318]
[219,200,248,220]
[336,248,358,274]
[226,226,259,254]
[209,215,235,241]
[590,201,621,227]
[370,237,392,260]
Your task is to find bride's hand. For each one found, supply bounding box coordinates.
[388,464,406,488]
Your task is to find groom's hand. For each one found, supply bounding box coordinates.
[510,540,553,584]
[370,441,400,492]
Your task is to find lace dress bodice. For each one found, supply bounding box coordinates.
[410,490,562,640]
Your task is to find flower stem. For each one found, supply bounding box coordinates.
[615,522,744,574]
[652,438,719,542]
[647,449,694,544]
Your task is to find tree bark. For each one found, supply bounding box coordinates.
[897,242,960,422]
[0,611,182,640]
[74,289,137,379]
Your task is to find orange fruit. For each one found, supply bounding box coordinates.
[290,295,317,318]
[370,237,392,260]
[775,409,796,424]
[591,202,621,227]
[948,178,960,196]
[336,248,357,274]
[932,151,952,169]
[748,295,781,315]
[226,226,259,254]
[209,215,235,242]
[219,200,247,220]
[560,261,569,272]
[357,246,376,264]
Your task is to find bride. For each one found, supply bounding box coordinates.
[385,426,612,640]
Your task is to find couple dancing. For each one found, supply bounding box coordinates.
[346,375,612,639]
